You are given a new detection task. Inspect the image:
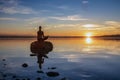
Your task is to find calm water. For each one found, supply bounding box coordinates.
[0,38,120,80]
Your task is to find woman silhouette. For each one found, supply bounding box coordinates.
[37,26,44,41]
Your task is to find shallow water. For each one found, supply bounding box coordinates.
[0,38,120,80]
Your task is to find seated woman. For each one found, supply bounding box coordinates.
[37,26,44,41]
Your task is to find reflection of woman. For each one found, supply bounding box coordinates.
[37,26,44,41]
[37,54,44,69]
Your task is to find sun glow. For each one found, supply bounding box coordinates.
[86,32,92,37]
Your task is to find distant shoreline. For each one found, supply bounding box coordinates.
[0,35,120,40]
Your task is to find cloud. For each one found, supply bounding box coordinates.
[1,7,36,14]
[80,21,120,30]
[105,21,120,29]
[57,6,69,10]
[49,15,88,21]
[0,17,18,21]
[40,10,51,13]
[82,24,99,28]
[25,20,120,31]
[25,17,46,25]
[80,24,102,30]
[82,0,89,4]
[51,22,120,30]
[105,21,120,26]
[45,23,105,31]
[0,0,36,14]
[54,24,77,28]
[45,24,86,30]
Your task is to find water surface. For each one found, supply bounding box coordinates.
[0,38,120,80]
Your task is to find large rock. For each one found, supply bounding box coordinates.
[30,41,53,54]
[46,71,59,77]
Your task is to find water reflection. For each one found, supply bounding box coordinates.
[29,40,69,79]
[0,38,120,80]
[85,37,93,44]
[30,40,53,69]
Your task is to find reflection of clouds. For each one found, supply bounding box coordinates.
[54,39,120,56]
[82,46,98,51]
[52,38,120,59]
[82,45,120,56]
[67,58,80,62]
[62,54,81,62]
[82,45,108,54]
[54,48,77,52]
[54,51,112,63]
[82,47,91,52]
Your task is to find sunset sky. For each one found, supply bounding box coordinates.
[0,0,120,36]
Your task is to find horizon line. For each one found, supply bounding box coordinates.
[0,34,120,38]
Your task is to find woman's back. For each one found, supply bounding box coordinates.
[37,30,43,41]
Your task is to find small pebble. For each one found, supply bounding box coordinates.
[3,74,7,77]
[22,63,28,68]
[61,77,67,80]
[27,78,30,80]
[4,64,7,66]
[2,59,6,61]
[12,75,16,78]
[36,77,41,80]
[37,70,44,73]
[48,67,56,69]
[51,67,56,69]
[48,67,50,69]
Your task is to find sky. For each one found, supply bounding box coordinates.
[0,0,120,36]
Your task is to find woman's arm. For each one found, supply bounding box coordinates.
[42,31,44,38]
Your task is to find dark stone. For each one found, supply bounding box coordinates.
[48,67,50,69]
[36,77,41,80]
[61,77,67,80]
[22,63,28,68]
[27,78,30,80]
[4,64,7,66]
[2,59,6,61]
[12,75,16,78]
[37,70,44,73]
[51,67,56,69]
[46,71,59,77]
[30,54,36,56]
[3,74,7,77]
[48,67,56,70]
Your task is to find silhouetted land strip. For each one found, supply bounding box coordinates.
[0,35,120,40]
[0,35,35,38]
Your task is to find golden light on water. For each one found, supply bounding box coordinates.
[85,32,93,44]
[86,37,93,44]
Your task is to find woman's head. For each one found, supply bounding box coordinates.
[39,26,42,30]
